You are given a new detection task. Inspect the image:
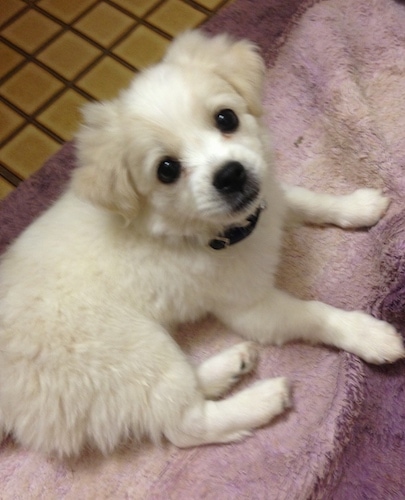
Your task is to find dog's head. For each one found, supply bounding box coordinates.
[73,31,270,240]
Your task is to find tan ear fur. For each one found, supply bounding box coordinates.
[165,31,265,116]
[72,101,139,217]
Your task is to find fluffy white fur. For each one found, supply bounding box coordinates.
[0,31,404,458]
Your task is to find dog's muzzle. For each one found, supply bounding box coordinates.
[213,161,259,213]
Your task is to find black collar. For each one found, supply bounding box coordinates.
[209,201,267,250]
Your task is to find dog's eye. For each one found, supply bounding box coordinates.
[215,109,239,133]
[157,158,181,184]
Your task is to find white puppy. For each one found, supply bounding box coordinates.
[0,31,404,457]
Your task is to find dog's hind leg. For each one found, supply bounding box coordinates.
[283,184,390,228]
[164,377,291,448]
[196,342,258,399]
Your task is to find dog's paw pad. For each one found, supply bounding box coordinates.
[235,341,258,376]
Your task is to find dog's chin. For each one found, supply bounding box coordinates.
[221,185,261,220]
[229,189,260,213]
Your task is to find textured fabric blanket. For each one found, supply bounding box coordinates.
[1,0,405,498]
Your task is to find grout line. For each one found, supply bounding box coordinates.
[0,164,22,186]
[182,0,212,15]
[104,0,168,21]
[0,5,30,31]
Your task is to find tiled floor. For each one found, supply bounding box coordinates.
[0,0,234,200]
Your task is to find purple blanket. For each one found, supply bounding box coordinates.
[1,0,405,497]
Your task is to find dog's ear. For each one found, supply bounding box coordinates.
[72,100,139,217]
[164,30,265,116]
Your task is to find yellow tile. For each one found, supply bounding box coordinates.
[2,10,61,54]
[0,42,24,79]
[0,125,60,179]
[0,177,15,200]
[38,0,96,24]
[0,102,24,142]
[0,63,64,115]
[147,0,206,37]
[0,0,25,26]
[195,0,223,9]
[38,31,101,80]
[114,25,169,69]
[77,56,134,100]
[110,0,160,17]
[38,90,89,141]
[74,2,135,47]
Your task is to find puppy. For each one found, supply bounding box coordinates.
[0,31,404,458]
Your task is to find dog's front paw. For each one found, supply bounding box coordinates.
[339,312,405,364]
[337,188,390,229]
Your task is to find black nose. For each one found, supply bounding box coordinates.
[213,161,247,194]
